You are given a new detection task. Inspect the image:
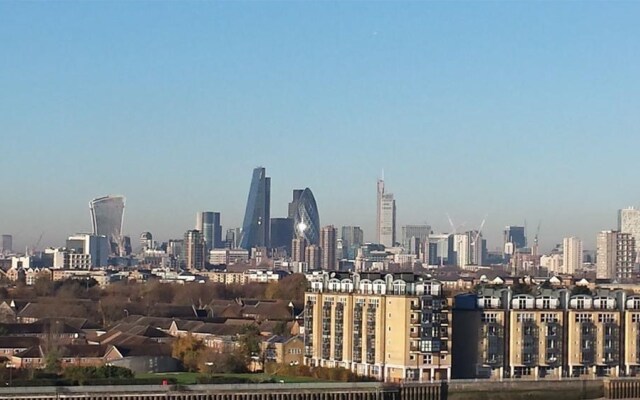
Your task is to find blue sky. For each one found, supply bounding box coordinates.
[1,2,639,252]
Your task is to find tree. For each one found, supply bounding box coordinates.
[172,334,206,372]
[238,324,262,358]
[33,275,55,297]
[272,321,289,337]
[571,285,592,296]
[265,274,308,303]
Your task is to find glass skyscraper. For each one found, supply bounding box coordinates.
[197,211,222,251]
[240,167,271,250]
[293,188,320,245]
[89,195,125,255]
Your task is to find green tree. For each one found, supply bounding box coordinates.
[238,324,262,358]
[171,334,206,372]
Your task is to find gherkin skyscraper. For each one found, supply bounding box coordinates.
[240,167,271,250]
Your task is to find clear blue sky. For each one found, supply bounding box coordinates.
[1,2,639,252]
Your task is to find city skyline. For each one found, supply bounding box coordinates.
[2,2,640,251]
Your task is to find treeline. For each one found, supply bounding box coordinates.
[0,273,308,326]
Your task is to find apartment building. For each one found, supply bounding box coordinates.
[454,285,632,380]
[304,271,451,382]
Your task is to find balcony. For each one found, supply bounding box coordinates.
[410,331,420,338]
[411,302,422,310]
[410,343,420,352]
[411,317,420,325]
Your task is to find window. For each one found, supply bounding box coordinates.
[575,313,592,323]
[542,299,551,309]
[482,313,497,323]
[598,314,614,323]
[541,313,558,323]
[547,325,557,336]
[576,299,585,309]
[633,314,640,323]
[581,339,591,349]
[517,313,534,322]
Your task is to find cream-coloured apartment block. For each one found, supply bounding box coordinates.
[624,296,640,375]
[304,272,450,382]
[508,293,564,379]
[566,292,622,378]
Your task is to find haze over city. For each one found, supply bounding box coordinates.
[2,2,640,251]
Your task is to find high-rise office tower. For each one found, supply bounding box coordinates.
[183,230,206,270]
[240,167,271,250]
[449,231,484,267]
[196,212,222,251]
[402,225,431,254]
[292,237,307,262]
[65,233,110,267]
[271,217,294,255]
[90,195,125,255]
[596,230,635,280]
[376,177,396,247]
[293,188,320,245]
[140,232,153,251]
[1,234,12,255]
[562,237,583,275]
[320,225,337,270]
[341,226,364,260]
[305,244,321,270]
[288,190,304,219]
[503,226,526,255]
[619,207,640,262]
[225,228,242,249]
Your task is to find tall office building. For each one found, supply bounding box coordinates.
[1,235,12,255]
[320,225,337,270]
[140,232,153,251]
[619,207,640,262]
[271,218,294,255]
[402,225,431,254]
[90,195,125,255]
[562,237,583,275]
[292,237,307,263]
[305,244,321,270]
[503,226,526,255]
[183,230,206,270]
[449,231,484,267]
[428,234,450,266]
[240,167,271,250]
[376,177,396,247]
[341,226,364,260]
[288,190,304,219]
[225,228,242,249]
[596,230,635,280]
[196,212,222,251]
[293,188,321,245]
[65,233,110,267]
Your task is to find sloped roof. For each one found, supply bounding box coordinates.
[0,321,84,336]
[0,336,40,348]
[110,343,172,358]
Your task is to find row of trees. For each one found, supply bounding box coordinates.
[1,273,309,326]
[2,273,307,304]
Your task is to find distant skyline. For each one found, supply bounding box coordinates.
[2,2,640,252]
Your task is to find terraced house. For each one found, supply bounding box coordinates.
[304,271,451,382]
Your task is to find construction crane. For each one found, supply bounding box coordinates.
[533,221,542,257]
[27,232,44,256]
